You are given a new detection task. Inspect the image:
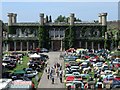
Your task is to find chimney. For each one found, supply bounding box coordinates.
[70,13,74,25]
[101,13,107,26]
[12,13,17,23]
[8,13,13,26]
[40,13,44,25]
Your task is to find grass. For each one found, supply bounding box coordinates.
[32,72,43,88]
[8,56,29,72]
[5,53,45,88]
[7,55,44,88]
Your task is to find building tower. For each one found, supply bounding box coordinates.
[70,13,75,25]
[98,13,102,24]
[40,13,44,25]
[12,13,17,23]
[8,13,13,26]
[101,13,107,26]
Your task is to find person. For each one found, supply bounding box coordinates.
[51,76,54,84]
[67,85,71,90]
[47,73,49,79]
[45,68,47,73]
[60,65,62,70]
[59,72,62,83]
[56,68,59,77]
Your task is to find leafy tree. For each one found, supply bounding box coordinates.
[74,17,82,22]
[54,15,67,23]
[38,26,44,48]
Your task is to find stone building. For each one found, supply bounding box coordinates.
[3,12,109,51]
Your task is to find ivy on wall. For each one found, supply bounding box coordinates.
[8,26,17,34]
[38,25,50,49]
[64,26,75,50]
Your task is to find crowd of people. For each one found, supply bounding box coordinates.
[45,62,63,84]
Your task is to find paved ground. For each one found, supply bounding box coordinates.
[37,52,65,88]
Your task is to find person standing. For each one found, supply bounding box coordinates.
[59,70,63,83]
[51,76,54,84]
[47,72,49,79]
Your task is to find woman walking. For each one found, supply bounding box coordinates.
[51,76,54,84]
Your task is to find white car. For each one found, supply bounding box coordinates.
[24,68,38,78]
[0,79,12,90]
[10,80,33,89]
[112,58,120,64]
[95,62,103,67]
[104,70,112,75]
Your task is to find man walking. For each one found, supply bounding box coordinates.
[59,70,63,83]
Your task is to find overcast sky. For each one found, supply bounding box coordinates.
[1,1,119,23]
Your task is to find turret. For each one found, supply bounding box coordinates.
[40,13,44,25]
[12,13,17,23]
[101,13,107,26]
[8,13,13,26]
[69,13,75,25]
[98,13,102,24]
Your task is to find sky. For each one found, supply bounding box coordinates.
[1,1,119,23]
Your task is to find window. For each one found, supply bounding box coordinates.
[55,30,59,37]
[60,30,64,37]
[49,30,54,37]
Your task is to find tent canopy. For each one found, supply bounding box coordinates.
[29,53,40,58]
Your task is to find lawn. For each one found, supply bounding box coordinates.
[8,56,29,72]
[32,72,43,88]
[7,55,44,88]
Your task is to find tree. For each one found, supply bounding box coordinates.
[54,15,67,23]
[74,17,82,22]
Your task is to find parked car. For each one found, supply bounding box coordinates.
[40,48,49,53]
[11,70,26,80]
[0,79,12,90]
[24,68,38,78]
[10,80,35,89]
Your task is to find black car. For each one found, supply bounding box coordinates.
[2,71,12,78]
[40,48,49,53]
[40,54,49,59]
[13,76,31,81]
